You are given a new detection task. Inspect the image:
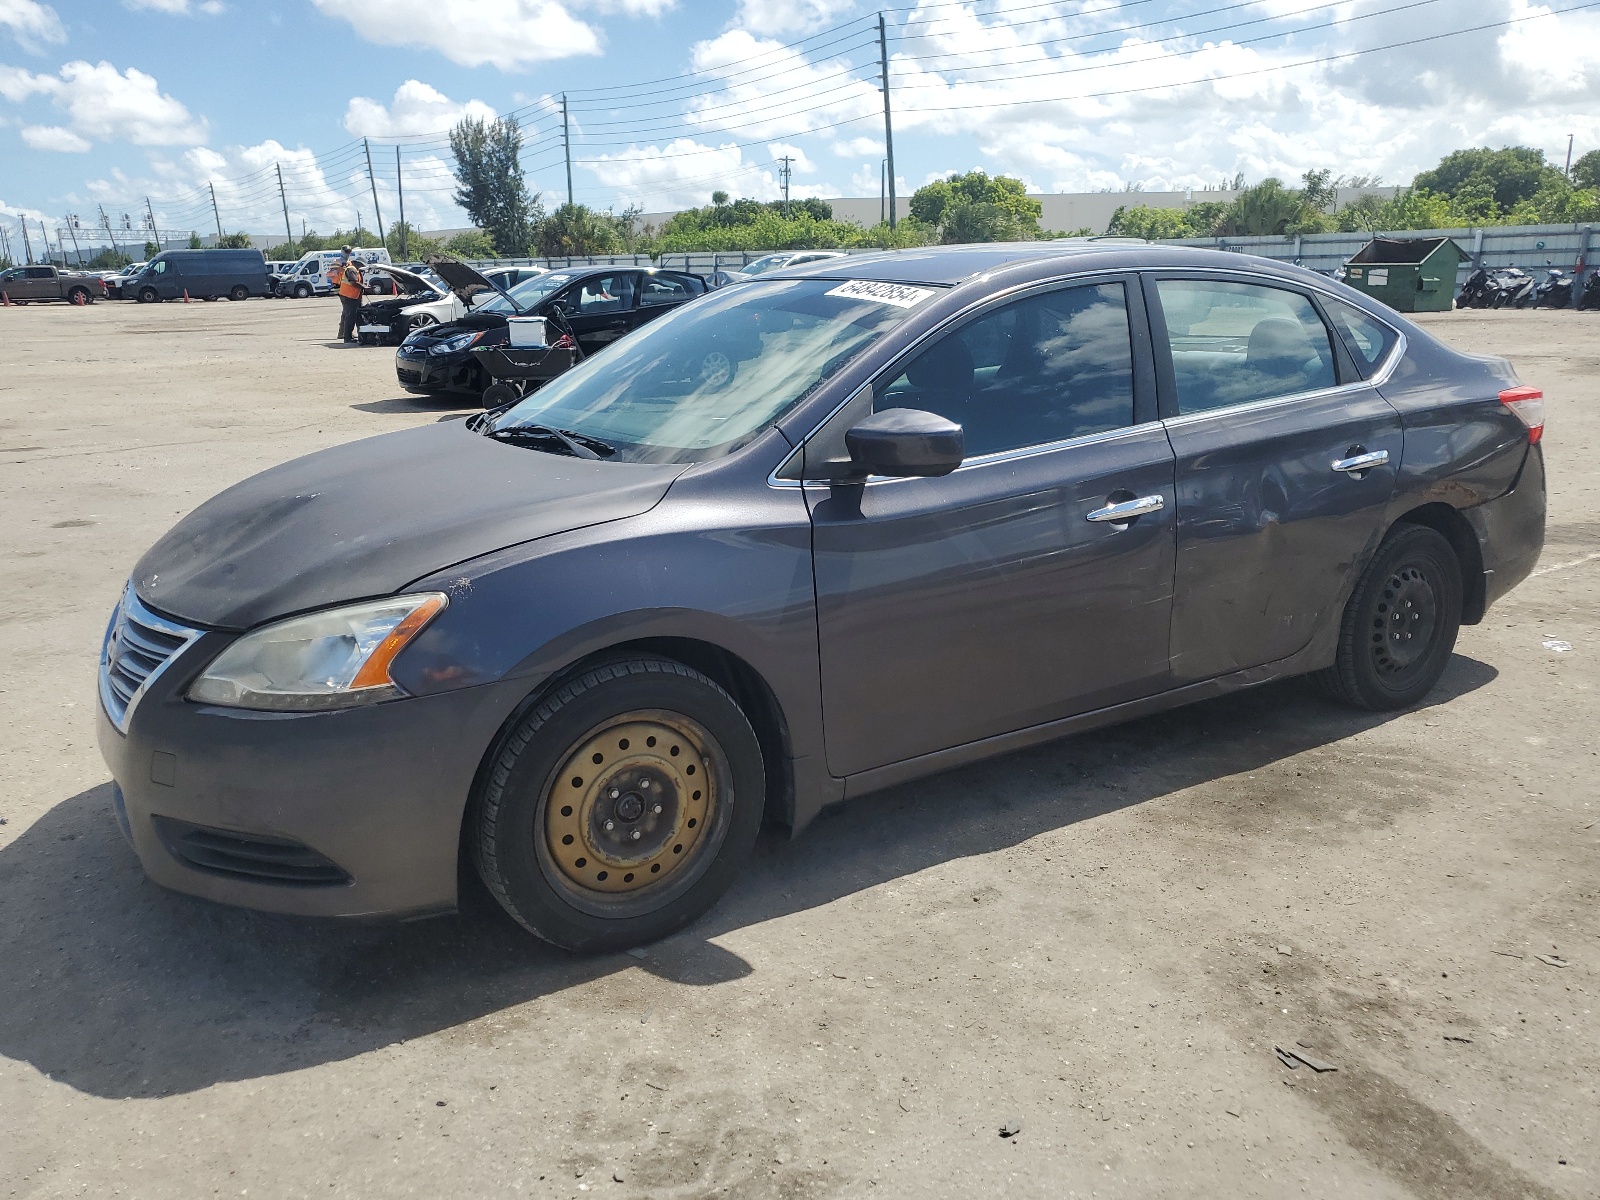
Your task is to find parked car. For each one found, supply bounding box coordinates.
[395,261,703,397]
[104,263,148,299]
[0,263,108,304]
[98,242,1545,952]
[276,248,392,298]
[128,249,271,302]
[356,265,467,345]
[709,249,848,287]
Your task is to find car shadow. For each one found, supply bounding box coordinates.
[0,657,1497,1100]
[350,396,480,416]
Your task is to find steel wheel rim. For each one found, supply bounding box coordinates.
[541,710,722,904]
[698,351,733,390]
[1369,563,1438,677]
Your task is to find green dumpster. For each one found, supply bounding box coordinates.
[1342,236,1468,313]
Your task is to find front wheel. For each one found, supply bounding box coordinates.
[293,283,312,299]
[472,658,766,953]
[1317,524,1462,711]
[137,287,159,304]
[481,381,521,409]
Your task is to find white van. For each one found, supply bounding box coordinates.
[278,247,392,298]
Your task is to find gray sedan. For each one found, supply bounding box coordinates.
[98,242,1545,952]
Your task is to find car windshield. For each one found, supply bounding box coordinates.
[489,278,940,464]
[478,273,576,314]
[739,255,792,276]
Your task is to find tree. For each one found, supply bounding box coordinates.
[1571,149,1600,190]
[86,248,132,269]
[444,230,497,259]
[1215,179,1308,235]
[1106,205,1196,240]
[143,241,159,258]
[908,171,1041,243]
[215,232,255,249]
[187,233,203,249]
[450,115,542,257]
[386,221,443,260]
[533,204,637,257]
[711,190,730,206]
[1412,147,1563,217]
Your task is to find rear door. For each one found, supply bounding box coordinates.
[1146,273,1403,683]
[808,275,1176,776]
[634,271,701,328]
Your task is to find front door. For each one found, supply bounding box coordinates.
[558,272,639,356]
[8,267,53,300]
[1146,274,1403,683]
[809,277,1176,778]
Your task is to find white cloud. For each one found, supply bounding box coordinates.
[732,0,857,36]
[20,122,86,150]
[578,0,674,13]
[832,135,882,158]
[311,0,602,70]
[122,0,226,11]
[343,80,496,137]
[2,60,207,146]
[0,0,65,52]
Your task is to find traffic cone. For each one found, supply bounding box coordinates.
[183,289,191,303]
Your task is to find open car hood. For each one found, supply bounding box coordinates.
[424,254,518,309]
[370,265,447,298]
[133,421,685,630]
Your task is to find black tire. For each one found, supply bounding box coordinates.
[472,657,765,953]
[481,381,520,409]
[67,287,91,306]
[293,283,312,299]
[229,284,249,301]
[137,287,159,304]
[1317,524,1462,711]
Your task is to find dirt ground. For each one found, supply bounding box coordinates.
[0,296,1594,1200]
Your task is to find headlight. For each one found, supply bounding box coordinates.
[188,594,447,712]
[429,331,482,356]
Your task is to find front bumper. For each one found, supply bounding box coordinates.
[97,632,530,919]
[394,346,483,396]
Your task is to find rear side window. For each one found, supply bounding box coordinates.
[639,274,693,306]
[876,281,1136,458]
[1323,298,1399,376]
[1154,279,1337,415]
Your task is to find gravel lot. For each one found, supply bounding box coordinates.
[0,296,1594,1200]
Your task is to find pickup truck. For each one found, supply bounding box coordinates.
[0,264,108,305]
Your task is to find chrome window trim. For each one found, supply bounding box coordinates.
[99,585,204,735]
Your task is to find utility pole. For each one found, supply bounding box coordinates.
[276,163,294,251]
[779,155,794,218]
[64,214,82,265]
[396,145,407,259]
[562,94,574,207]
[1565,134,1575,179]
[363,138,385,246]
[0,225,10,264]
[20,218,34,263]
[880,158,887,225]
[208,182,223,242]
[99,204,121,260]
[877,12,897,231]
[145,196,158,251]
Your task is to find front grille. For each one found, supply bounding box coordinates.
[154,817,352,886]
[397,368,423,385]
[99,587,202,733]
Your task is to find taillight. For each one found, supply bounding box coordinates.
[1499,386,1544,444]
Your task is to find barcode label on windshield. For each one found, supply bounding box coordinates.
[824,280,940,308]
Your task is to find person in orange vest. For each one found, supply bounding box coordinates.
[335,247,365,344]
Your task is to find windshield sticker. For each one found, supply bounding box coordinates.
[824,280,940,308]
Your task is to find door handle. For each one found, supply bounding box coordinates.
[1331,449,1389,473]
[1086,494,1165,523]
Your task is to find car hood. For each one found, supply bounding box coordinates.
[371,265,446,298]
[424,254,514,308]
[132,420,685,630]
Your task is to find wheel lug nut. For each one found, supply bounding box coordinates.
[610,789,620,799]
[604,820,615,831]
[631,830,642,841]
[653,804,662,814]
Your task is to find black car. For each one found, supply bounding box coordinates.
[99,242,1545,953]
[395,262,706,398]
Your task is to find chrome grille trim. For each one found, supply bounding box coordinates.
[99,586,204,734]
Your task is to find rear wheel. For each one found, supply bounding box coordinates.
[67,287,90,306]
[1317,524,1462,711]
[472,657,765,953]
[229,284,249,301]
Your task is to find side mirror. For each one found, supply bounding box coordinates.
[843,408,964,479]
[547,298,567,315]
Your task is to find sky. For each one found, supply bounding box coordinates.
[2,0,1599,250]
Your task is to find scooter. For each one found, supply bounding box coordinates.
[1492,266,1536,308]
[1456,267,1491,308]
[1531,263,1574,308]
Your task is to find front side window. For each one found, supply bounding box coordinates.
[1323,297,1398,376]
[1155,279,1336,414]
[490,278,932,464]
[875,282,1137,458]
[477,272,576,315]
